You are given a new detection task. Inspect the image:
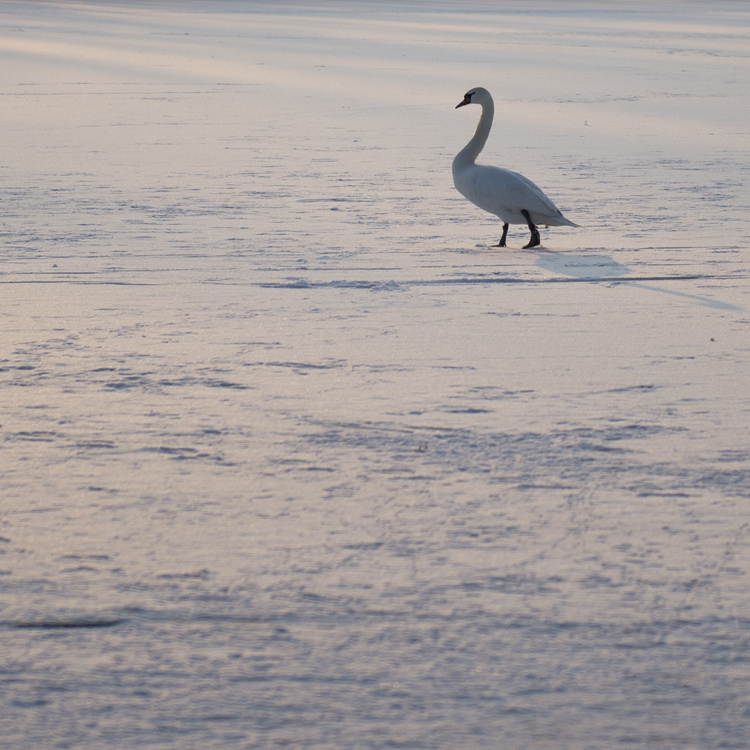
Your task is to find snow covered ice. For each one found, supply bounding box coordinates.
[1,1,750,747]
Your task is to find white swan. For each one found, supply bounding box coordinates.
[453,87,578,249]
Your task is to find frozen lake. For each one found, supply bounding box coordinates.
[2,1,750,747]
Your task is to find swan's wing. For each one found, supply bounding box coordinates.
[503,169,579,227]
[454,164,577,227]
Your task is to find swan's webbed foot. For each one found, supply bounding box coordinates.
[523,230,541,249]
[491,223,509,248]
[521,210,541,249]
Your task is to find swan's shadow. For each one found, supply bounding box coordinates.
[535,251,740,311]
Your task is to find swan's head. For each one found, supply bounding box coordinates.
[455,87,492,109]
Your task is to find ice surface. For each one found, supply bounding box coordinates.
[1,1,750,748]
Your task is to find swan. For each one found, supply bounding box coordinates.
[453,87,578,249]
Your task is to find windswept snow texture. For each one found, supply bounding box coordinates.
[2,1,750,747]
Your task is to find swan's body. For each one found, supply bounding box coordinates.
[453,87,577,248]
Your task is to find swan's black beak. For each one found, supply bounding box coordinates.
[455,93,472,109]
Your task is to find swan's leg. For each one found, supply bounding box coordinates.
[492,223,509,248]
[521,209,541,249]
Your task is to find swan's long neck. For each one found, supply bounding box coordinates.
[455,98,494,167]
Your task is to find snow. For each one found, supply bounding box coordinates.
[1,1,749,748]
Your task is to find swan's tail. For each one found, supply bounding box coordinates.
[546,214,579,228]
